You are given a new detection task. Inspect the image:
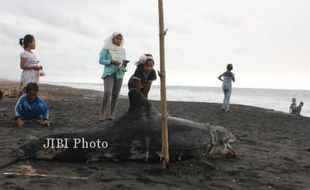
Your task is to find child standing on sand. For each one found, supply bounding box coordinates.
[218,64,235,112]
[128,54,157,98]
[19,34,45,93]
[289,98,297,113]
[15,83,49,127]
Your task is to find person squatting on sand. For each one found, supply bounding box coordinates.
[14,83,49,127]
[19,34,45,94]
[128,54,157,98]
[289,97,297,113]
[99,32,127,121]
[218,64,235,112]
[291,102,304,116]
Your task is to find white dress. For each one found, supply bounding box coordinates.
[20,51,40,88]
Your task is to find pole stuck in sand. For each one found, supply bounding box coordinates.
[158,0,169,169]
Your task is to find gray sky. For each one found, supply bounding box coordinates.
[0,0,310,89]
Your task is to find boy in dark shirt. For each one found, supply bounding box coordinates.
[289,97,297,113]
[128,54,156,98]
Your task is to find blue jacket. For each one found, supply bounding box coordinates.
[15,95,49,120]
[99,48,124,79]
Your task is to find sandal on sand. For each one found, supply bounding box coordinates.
[99,114,110,121]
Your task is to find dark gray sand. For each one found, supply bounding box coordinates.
[0,80,309,190]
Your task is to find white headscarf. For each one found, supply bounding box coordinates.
[103,32,126,62]
[103,32,124,51]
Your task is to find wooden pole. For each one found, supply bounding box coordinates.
[158,0,169,169]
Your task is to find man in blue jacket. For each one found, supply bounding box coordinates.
[15,83,49,127]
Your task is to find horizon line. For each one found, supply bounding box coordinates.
[1,78,310,91]
[45,81,310,92]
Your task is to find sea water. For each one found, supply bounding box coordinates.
[48,82,310,117]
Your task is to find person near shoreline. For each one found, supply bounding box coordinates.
[19,34,45,94]
[99,32,127,121]
[292,102,304,116]
[289,97,297,113]
[218,64,235,112]
[14,83,49,127]
[128,54,156,98]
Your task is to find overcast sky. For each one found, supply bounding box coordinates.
[0,0,310,90]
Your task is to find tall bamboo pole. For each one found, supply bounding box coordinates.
[158,0,169,169]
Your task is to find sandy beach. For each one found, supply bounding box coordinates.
[0,80,309,190]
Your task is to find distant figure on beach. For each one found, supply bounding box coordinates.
[99,32,127,121]
[0,90,4,117]
[128,54,157,98]
[289,98,297,113]
[19,34,45,94]
[291,102,304,116]
[218,64,235,112]
[14,83,49,127]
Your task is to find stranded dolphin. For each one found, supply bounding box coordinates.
[0,89,236,168]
